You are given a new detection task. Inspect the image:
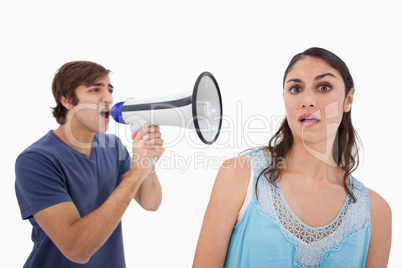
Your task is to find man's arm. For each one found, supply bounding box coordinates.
[33,171,142,263]
[134,170,162,211]
[132,126,164,211]
[33,126,164,264]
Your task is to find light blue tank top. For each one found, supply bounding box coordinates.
[224,149,371,268]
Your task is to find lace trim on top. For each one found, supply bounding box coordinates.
[249,149,370,268]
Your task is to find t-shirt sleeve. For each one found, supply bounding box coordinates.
[15,152,73,220]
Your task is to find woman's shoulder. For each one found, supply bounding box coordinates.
[219,155,251,180]
[219,147,270,174]
[365,188,392,265]
[348,177,391,221]
[368,188,392,221]
[214,155,252,197]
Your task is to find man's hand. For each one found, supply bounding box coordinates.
[129,125,165,183]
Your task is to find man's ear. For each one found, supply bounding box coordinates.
[60,96,74,110]
[344,87,355,113]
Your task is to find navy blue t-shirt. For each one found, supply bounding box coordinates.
[15,131,131,267]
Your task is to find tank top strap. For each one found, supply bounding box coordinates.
[236,149,270,224]
[246,148,271,180]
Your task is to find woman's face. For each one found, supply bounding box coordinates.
[283,56,354,149]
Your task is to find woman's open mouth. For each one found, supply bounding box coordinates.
[298,114,320,127]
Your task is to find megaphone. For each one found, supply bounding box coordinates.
[111,72,223,145]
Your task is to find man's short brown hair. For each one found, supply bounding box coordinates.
[51,61,111,124]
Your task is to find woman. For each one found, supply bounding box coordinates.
[193,48,392,267]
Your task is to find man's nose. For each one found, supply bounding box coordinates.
[101,90,113,105]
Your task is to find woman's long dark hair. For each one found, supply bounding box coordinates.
[257,47,361,202]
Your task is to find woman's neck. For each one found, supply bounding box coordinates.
[284,140,342,184]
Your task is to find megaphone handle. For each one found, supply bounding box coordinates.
[129,121,158,165]
[129,121,143,133]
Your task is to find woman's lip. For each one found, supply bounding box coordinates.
[298,114,320,127]
[299,119,320,127]
[298,113,321,122]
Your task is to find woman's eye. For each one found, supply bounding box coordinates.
[289,86,302,94]
[318,84,331,92]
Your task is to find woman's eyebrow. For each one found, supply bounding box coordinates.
[286,73,336,84]
[315,73,336,80]
[286,78,302,83]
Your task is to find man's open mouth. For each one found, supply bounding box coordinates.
[100,110,110,119]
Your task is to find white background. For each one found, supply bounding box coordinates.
[1,0,401,267]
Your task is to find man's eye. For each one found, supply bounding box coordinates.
[108,89,114,94]
[89,88,99,92]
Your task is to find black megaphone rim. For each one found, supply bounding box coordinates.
[192,71,223,145]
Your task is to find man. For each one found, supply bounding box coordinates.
[15,61,165,267]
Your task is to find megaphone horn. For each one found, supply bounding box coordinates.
[111,72,223,145]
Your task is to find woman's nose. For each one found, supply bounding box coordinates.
[301,89,316,108]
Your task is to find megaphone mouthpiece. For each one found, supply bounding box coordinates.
[111,101,126,124]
